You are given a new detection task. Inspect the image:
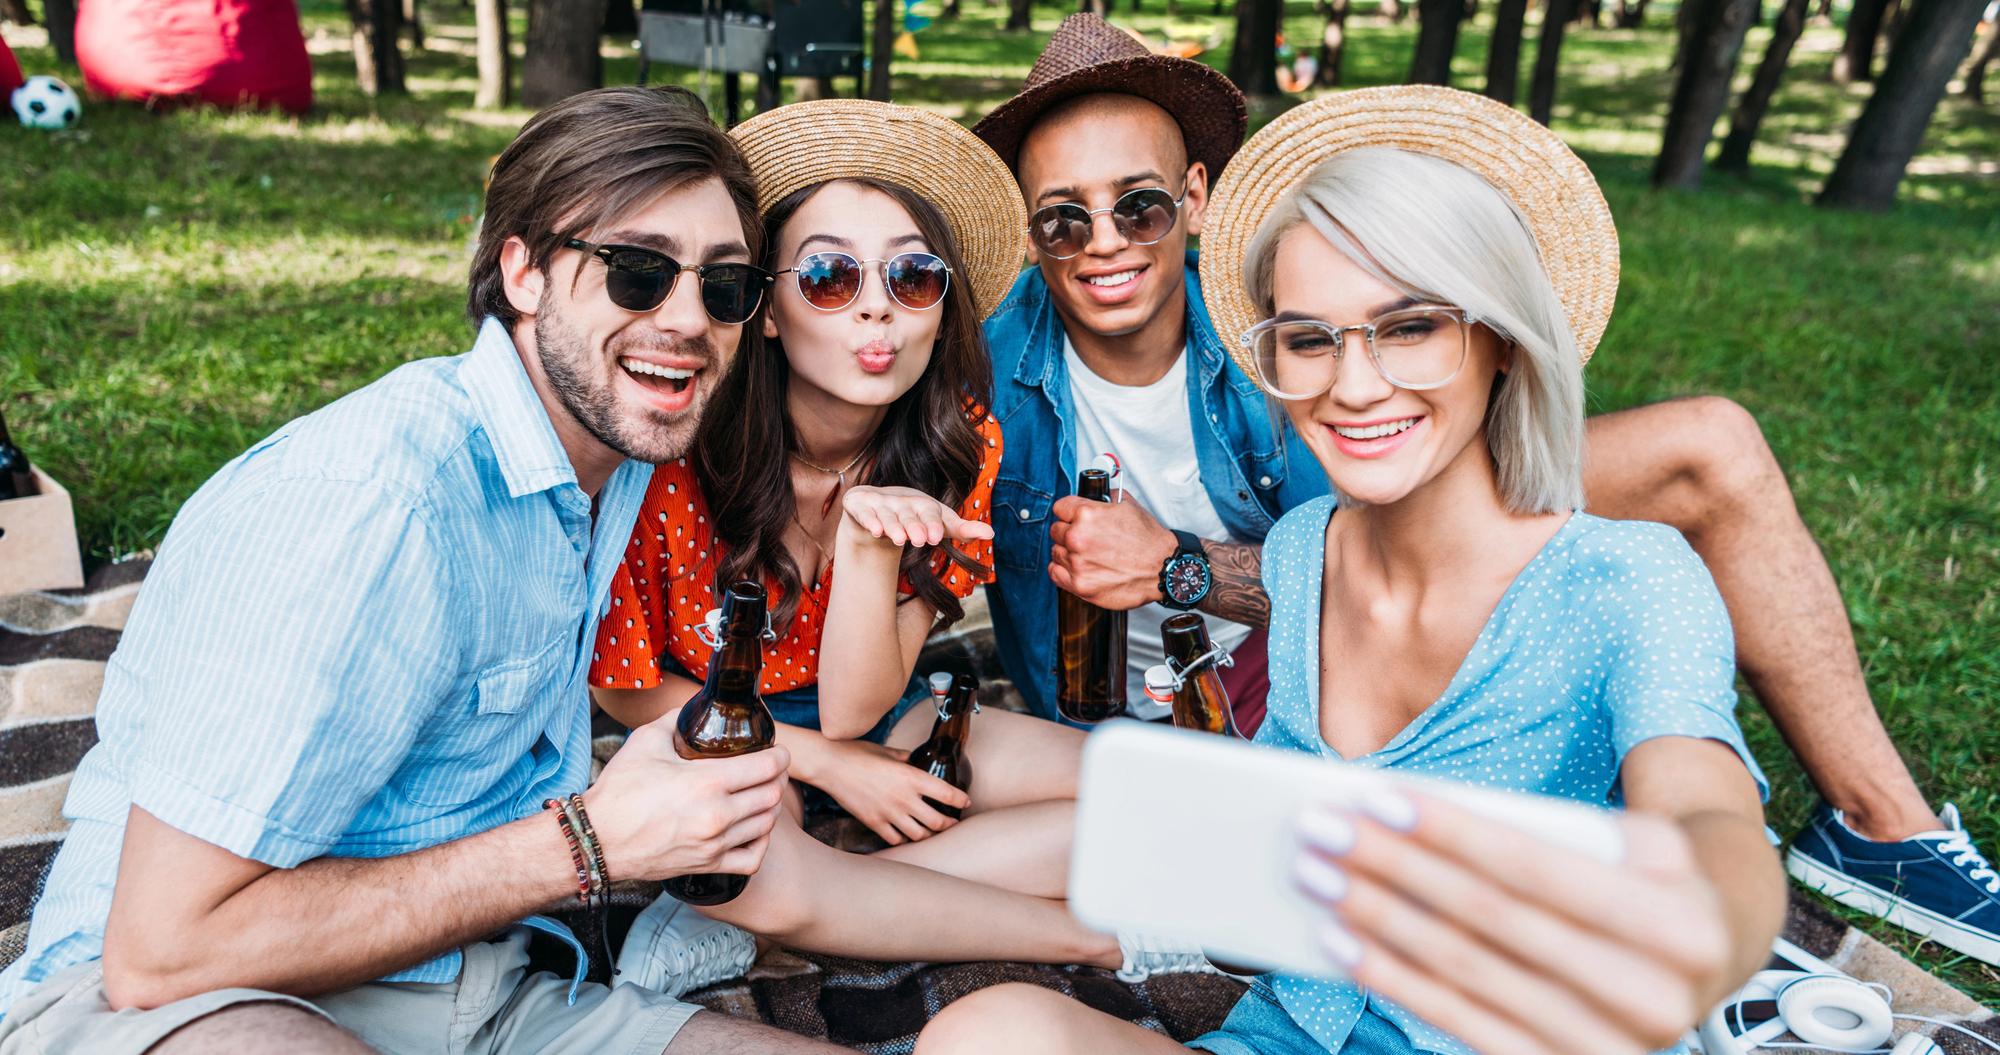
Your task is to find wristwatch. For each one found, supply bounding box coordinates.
[1157,530,1212,611]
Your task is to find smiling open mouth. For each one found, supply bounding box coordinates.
[1083,269,1141,288]
[1332,417,1420,440]
[620,356,695,394]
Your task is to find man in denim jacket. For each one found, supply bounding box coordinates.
[973,15,2000,967]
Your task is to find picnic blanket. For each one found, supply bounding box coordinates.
[3,565,1995,1053]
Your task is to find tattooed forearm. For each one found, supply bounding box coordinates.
[1197,541,1270,629]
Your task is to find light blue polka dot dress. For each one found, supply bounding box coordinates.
[1192,496,1768,1055]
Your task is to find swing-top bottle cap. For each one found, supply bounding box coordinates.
[1087,453,1120,477]
[1143,664,1177,704]
[928,671,953,698]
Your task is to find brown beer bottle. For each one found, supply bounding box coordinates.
[663,580,777,906]
[1056,468,1128,722]
[906,673,977,819]
[1155,612,1241,737]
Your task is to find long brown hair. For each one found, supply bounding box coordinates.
[695,177,994,634]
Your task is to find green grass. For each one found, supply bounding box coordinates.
[4,0,1999,1001]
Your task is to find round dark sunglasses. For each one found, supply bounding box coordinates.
[564,239,773,324]
[1027,186,1186,260]
[776,251,952,312]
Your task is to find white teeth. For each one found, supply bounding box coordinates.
[1333,417,1419,440]
[1084,270,1139,288]
[620,357,695,379]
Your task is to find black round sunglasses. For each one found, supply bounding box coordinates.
[564,238,774,324]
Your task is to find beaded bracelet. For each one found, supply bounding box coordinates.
[561,796,607,909]
[568,793,611,902]
[545,797,592,907]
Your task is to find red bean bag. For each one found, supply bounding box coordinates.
[75,0,313,113]
[0,37,23,99]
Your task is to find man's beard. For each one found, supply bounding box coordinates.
[533,288,716,466]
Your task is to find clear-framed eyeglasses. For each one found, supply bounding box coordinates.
[1240,306,1479,400]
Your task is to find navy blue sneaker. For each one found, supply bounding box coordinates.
[1788,801,2000,964]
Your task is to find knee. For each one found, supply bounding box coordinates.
[916,983,1071,1055]
[1655,396,1788,516]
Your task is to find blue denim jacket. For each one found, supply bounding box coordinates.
[981,252,1329,723]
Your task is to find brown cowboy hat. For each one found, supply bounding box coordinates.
[971,13,1247,184]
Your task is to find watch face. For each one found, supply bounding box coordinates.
[1165,554,1208,604]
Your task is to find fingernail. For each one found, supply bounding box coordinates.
[1296,807,1356,855]
[1362,789,1418,832]
[1292,852,1348,903]
[1320,921,1364,968]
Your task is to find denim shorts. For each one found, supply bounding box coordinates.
[1189,983,1417,1055]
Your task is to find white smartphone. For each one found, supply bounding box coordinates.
[1068,721,1628,978]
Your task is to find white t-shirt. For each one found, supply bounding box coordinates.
[1064,337,1252,719]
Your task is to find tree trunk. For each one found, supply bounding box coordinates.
[475,0,513,108]
[1485,0,1531,101]
[1006,0,1033,29]
[1409,0,1466,82]
[1715,0,1810,170]
[404,0,426,48]
[1228,0,1285,95]
[867,0,895,100]
[1574,0,1601,25]
[1652,0,1758,188]
[1614,0,1647,27]
[1078,0,1106,12]
[1671,0,1696,68]
[522,0,601,106]
[1967,17,1999,100]
[1317,0,1352,84]
[43,0,77,63]
[0,0,34,27]
[346,0,408,94]
[943,0,962,16]
[797,75,839,98]
[1528,0,1579,122]
[1882,0,1911,44]
[1833,0,1891,79]
[1819,0,1987,208]
[1813,0,1832,22]
[1389,0,1408,20]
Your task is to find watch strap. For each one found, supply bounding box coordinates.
[1159,530,1212,610]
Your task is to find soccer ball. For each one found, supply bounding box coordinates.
[12,76,81,130]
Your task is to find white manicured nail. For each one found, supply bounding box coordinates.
[1292,852,1349,903]
[1362,789,1418,832]
[1296,807,1356,855]
[1320,921,1364,968]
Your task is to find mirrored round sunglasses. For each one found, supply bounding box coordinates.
[1027,187,1186,260]
[776,251,953,312]
[563,239,773,325]
[1242,307,1477,400]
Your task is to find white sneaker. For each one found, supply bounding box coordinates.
[1115,931,1222,983]
[615,895,757,998]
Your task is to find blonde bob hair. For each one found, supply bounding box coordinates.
[1242,147,1586,515]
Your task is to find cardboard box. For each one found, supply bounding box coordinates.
[0,466,86,594]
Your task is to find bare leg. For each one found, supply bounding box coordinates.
[914,982,1187,1055]
[1582,396,1938,840]
[148,1002,375,1055]
[883,707,1086,812]
[665,1008,856,1053]
[699,817,1120,968]
[876,798,1076,895]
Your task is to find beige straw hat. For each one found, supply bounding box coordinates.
[1200,85,1619,383]
[730,99,1028,321]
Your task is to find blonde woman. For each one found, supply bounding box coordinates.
[916,89,1785,1055]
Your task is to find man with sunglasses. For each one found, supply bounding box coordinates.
[0,87,853,1055]
[975,18,1995,955]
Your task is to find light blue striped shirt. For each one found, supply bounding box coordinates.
[0,318,653,1015]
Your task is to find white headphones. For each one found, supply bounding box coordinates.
[1698,970,1993,1055]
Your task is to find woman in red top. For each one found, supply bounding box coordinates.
[589,177,1085,848]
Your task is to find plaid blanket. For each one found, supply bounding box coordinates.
[4,565,1995,1054]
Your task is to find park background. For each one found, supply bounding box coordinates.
[3,0,1998,1003]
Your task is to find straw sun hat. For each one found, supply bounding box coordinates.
[729,99,1027,321]
[1199,85,1621,386]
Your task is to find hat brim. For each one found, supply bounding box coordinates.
[1199,86,1619,387]
[730,100,1028,321]
[972,56,1248,188]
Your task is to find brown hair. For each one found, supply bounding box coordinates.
[695,177,994,634]
[467,86,760,329]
